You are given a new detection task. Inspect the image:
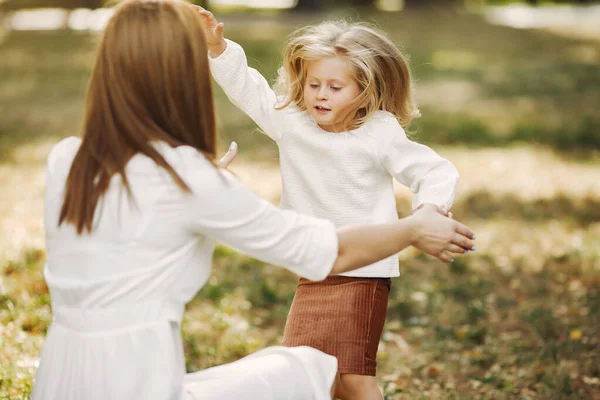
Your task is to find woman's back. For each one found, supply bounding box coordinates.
[35,137,217,400]
[44,136,219,298]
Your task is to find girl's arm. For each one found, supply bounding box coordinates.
[196,8,284,141]
[376,119,460,211]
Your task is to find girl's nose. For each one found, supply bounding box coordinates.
[317,87,328,100]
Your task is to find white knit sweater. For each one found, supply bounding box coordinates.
[209,39,459,278]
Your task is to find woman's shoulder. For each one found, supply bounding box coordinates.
[148,142,215,175]
[154,143,236,189]
[46,136,82,175]
[48,136,81,158]
[168,143,219,167]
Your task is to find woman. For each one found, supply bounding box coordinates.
[30,1,475,399]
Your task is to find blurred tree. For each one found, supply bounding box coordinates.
[524,0,595,4]
[190,0,209,7]
[1,0,104,9]
[344,0,376,6]
[293,0,378,11]
[80,0,104,8]
[294,0,328,11]
[403,0,460,8]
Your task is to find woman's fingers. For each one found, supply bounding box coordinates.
[218,142,238,169]
[437,252,453,263]
[446,243,467,254]
[409,209,476,262]
[455,222,476,241]
[452,232,476,251]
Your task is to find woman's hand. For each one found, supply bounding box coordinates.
[408,206,475,263]
[218,141,238,169]
[414,203,453,219]
[192,6,227,58]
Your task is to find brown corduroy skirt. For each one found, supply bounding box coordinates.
[282,276,391,376]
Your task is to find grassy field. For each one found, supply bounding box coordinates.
[1,6,599,400]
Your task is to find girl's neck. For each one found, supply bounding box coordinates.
[318,123,345,133]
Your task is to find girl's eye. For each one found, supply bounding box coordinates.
[309,84,319,89]
[330,87,341,91]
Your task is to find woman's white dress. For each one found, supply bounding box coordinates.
[31,137,339,400]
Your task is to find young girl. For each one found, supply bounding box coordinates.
[197,9,464,400]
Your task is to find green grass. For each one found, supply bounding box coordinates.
[1,6,600,399]
[0,30,95,161]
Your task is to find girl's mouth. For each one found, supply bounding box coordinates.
[315,105,331,114]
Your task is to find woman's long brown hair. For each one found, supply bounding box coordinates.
[59,0,216,234]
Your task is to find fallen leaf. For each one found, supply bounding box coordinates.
[426,365,441,378]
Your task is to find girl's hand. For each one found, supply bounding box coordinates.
[409,206,475,263]
[217,141,238,169]
[192,6,227,57]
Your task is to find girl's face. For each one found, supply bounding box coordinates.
[303,56,361,132]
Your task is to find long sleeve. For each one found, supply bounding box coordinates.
[375,119,459,210]
[179,148,338,281]
[209,39,284,142]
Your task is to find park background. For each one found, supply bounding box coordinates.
[0,0,599,398]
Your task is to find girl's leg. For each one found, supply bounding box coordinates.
[333,373,343,399]
[335,373,383,400]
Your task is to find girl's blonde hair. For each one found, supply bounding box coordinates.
[60,0,217,234]
[275,20,420,131]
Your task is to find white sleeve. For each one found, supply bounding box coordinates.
[181,154,338,281]
[209,39,284,142]
[376,121,459,210]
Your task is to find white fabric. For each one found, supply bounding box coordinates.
[31,137,339,400]
[183,346,336,400]
[209,39,460,278]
